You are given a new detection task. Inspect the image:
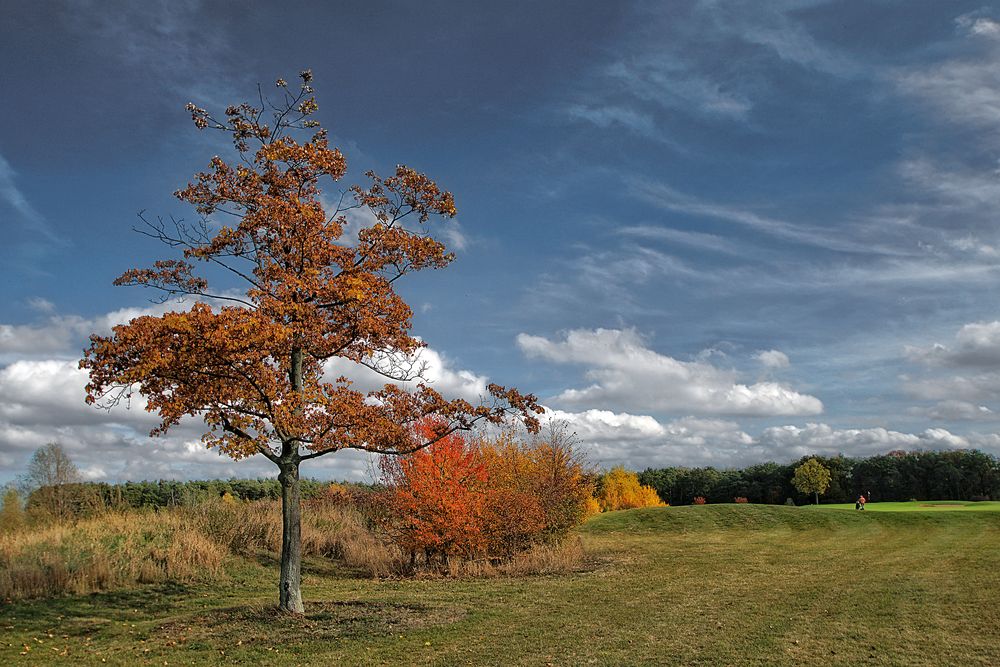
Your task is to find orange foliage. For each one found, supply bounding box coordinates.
[380,420,487,561]
[381,421,593,567]
[596,467,665,512]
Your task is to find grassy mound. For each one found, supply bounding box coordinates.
[581,501,1000,536]
[812,500,1000,512]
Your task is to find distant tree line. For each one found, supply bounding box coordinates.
[18,478,371,518]
[638,450,1000,506]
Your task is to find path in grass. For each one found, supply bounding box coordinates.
[2,504,998,665]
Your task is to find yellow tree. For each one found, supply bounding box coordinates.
[792,458,831,505]
[81,71,542,613]
[597,466,664,511]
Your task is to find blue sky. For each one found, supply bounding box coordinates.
[4,0,1000,482]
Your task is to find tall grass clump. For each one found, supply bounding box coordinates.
[0,511,225,600]
[182,494,402,576]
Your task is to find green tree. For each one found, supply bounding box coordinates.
[792,458,831,505]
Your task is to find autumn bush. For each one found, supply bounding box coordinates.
[379,421,593,571]
[734,497,749,504]
[693,496,707,505]
[596,466,665,512]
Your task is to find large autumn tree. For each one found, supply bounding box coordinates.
[81,70,542,613]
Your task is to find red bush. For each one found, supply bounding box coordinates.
[380,419,592,569]
[734,497,749,504]
[693,496,707,505]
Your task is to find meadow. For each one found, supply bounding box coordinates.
[2,502,998,665]
[809,500,1000,512]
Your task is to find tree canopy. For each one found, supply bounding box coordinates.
[792,458,832,505]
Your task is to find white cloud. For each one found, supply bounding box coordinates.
[566,104,658,137]
[323,345,489,403]
[0,153,56,241]
[0,300,223,361]
[755,349,790,369]
[517,328,822,417]
[914,400,995,422]
[956,12,1000,38]
[903,321,1000,416]
[540,406,1000,470]
[619,225,744,256]
[630,179,908,256]
[754,423,973,459]
[895,16,1000,137]
[541,408,754,469]
[906,321,1000,367]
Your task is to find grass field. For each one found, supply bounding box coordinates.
[809,500,1000,512]
[2,504,999,665]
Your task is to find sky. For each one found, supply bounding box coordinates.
[4,0,1000,483]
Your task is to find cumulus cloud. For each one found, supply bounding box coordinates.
[755,349,790,369]
[517,328,822,417]
[906,321,1000,367]
[541,408,753,469]
[323,345,489,403]
[539,406,1000,471]
[901,321,1000,418]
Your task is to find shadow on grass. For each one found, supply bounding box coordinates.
[1,582,199,634]
[153,599,467,648]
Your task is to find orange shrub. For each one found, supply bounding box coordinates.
[693,496,707,505]
[380,420,593,569]
[734,497,749,504]
[380,421,487,565]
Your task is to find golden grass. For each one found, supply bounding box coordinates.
[0,497,585,601]
[0,512,226,600]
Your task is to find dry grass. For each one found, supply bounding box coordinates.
[0,497,579,601]
[449,537,586,578]
[180,498,403,576]
[0,512,226,600]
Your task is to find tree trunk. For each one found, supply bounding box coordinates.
[814,491,819,505]
[278,459,304,614]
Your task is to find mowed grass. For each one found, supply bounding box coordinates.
[2,504,999,666]
[809,500,1000,512]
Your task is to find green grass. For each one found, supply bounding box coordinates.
[808,500,1000,512]
[3,504,999,665]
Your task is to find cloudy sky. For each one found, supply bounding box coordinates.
[5,0,1000,483]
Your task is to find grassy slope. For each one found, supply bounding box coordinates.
[2,504,999,666]
[809,500,1000,512]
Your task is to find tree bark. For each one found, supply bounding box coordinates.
[278,459,304,614]
[814,491,819,505]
